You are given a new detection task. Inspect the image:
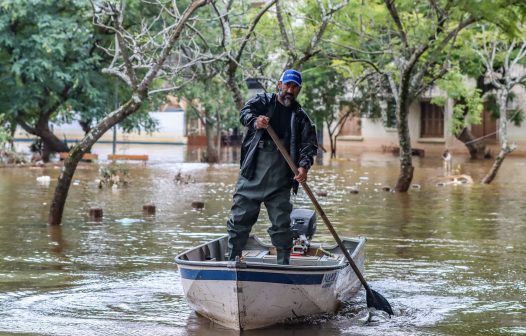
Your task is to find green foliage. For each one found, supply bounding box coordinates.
[485,93,524,127]
[462,0,526,36]
[449,32,486,78]
[485,94,500,119]
[1,1,102,116]
[434,70,483,135]
[507,108,524,127]
[301,58,347,129]
[439,21,526,144]
[182,75,239,131]
[329,0,526,98]
[0,0,159,139]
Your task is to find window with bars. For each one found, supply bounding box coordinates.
[420,101,444,138]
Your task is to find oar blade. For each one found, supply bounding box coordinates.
[366,288,394,316]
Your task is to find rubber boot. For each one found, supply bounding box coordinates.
[228,249,242,261]
[276,248,291,265]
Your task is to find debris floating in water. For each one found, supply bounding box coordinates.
[174,170,195,184]
[36,176,51,185]
[115,218,144,225]
[435,174,474,186]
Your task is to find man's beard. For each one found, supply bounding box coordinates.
[279,90,294,107]
[282,96,293,107]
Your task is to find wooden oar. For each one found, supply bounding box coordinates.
[266,125,394,316]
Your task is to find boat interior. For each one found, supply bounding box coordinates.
[176,235,362,267]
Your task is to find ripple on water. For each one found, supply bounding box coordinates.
[0,271,189,335]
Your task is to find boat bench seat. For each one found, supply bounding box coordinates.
[242,250,269,258]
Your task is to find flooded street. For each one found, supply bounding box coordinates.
[0,145,525,335]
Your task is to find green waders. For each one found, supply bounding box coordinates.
[227,139,293,265]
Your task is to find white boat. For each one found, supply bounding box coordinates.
[175,210,366,330]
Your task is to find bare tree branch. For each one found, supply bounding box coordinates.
[140,0,210,91]
[384,0,408,48]
[212,1,231,49]
[323,39,393,55]
[235,0,277,63]
[276,0,295,62]
[109,2,139,89]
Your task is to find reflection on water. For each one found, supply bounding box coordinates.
[0,146,525,335]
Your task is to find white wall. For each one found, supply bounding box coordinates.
[15,111,187,144]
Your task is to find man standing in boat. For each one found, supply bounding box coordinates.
[226,69,318,265]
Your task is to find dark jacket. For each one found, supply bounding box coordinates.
[239,93,318,192]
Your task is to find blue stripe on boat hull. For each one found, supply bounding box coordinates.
[180,268,325,285]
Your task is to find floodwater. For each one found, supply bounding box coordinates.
[0,144,525,336]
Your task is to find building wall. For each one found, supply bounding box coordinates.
[333,84,526,157]
[14,111,187,145]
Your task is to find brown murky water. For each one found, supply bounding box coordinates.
[0,145,525,335]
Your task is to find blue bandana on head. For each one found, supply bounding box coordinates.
[280,69,302,86]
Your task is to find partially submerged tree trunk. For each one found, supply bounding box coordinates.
[456,127,485,159]
[454,77,495,159]
[49,98,145,225]
[394,87,414,192]
[204,115,219,163]
[481,92,516,183]
[216,109,222,161]
[48,0,208,225]
[324,107,353,159]
[481,146,513,184]
[187,102,219,163]
[328,132,336,158]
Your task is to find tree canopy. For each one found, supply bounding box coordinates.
[0,0,159,159]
